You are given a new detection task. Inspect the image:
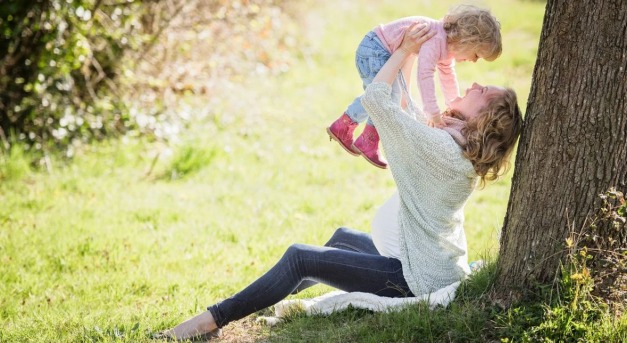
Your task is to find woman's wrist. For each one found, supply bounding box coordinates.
[399,45,415,55]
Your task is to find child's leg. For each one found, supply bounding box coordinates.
[346,32,393,123]
[344,34,402,169]
[328,32,391,156]
[354,72,404,169]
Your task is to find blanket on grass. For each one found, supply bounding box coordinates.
[257,281,461,326]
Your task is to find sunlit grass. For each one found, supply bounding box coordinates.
[0,0,549,342]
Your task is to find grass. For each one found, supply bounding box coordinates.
[4,0,624,342]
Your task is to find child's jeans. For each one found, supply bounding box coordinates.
[346,31,404,126]
[207,227,413,328]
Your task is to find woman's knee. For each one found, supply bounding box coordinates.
[324,227,353,246]
[283,243,309,261]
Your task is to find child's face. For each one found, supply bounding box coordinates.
[452,47,481,63]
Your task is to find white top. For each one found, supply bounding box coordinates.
[362,82,476,295]
[371,191,401,259]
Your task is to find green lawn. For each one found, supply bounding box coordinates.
[0,0,547,342]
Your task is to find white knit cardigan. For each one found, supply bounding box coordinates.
[361,82,478,296]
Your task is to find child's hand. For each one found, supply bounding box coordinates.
[427,115,445,128]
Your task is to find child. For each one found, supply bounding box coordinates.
[327,5,502,169]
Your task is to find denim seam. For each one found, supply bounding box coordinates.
[329,242,367,253]
[301,257,395,273]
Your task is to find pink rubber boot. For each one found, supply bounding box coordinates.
[353,124,388,169]
[327,113,359,156]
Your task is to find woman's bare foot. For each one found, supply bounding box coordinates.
[157,311,220,341]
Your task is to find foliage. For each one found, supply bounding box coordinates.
[0,0,146,156]
[0,0,302,160]
[581,189,627,315]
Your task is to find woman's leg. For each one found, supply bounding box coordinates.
[324,227,379,253]
[208,241,411,329]
[160,311,219,341]
[291,227,378,293]
[163,228,410,339]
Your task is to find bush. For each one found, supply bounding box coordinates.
[0,0,302,160]
[0,0,146,155]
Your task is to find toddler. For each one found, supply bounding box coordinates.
[327,5,502,169]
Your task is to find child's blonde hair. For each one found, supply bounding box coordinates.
[458,88,522,185]
[443,5,502,61]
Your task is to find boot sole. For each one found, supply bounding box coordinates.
[353,146,388,169]
[327,127,360,156]
[360,154,388,169]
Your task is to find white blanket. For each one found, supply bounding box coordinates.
[257,281,461,326]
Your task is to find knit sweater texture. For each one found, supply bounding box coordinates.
[361,82,477,295]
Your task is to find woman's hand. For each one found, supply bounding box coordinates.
[399,23,434,55]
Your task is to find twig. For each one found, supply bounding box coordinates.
[135,0,187,63]
[43,151,53,174]
[144,151,161,178]
[0,126,10,150]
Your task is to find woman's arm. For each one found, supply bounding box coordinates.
[399,58,414,111]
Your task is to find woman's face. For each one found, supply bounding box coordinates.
[449,83,504,120]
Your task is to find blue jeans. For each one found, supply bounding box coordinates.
[207,227,413,328]
[346,31,404,126]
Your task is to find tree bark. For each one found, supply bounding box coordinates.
[494,0,627,303]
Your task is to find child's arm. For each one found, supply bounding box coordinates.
[416,39,445,127]
[437,60,460,107]
[427,114,445,128]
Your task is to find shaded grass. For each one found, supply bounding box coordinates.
[266,260,627,343]
[266,263,499,343]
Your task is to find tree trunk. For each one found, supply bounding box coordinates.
[494,0,627,304]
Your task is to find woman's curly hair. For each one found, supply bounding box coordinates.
[443,5,502,61]
[453,88,523,185]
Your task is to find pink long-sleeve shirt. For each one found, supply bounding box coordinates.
[374,17,460,117]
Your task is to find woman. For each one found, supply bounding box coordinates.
[159,23,522,340]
